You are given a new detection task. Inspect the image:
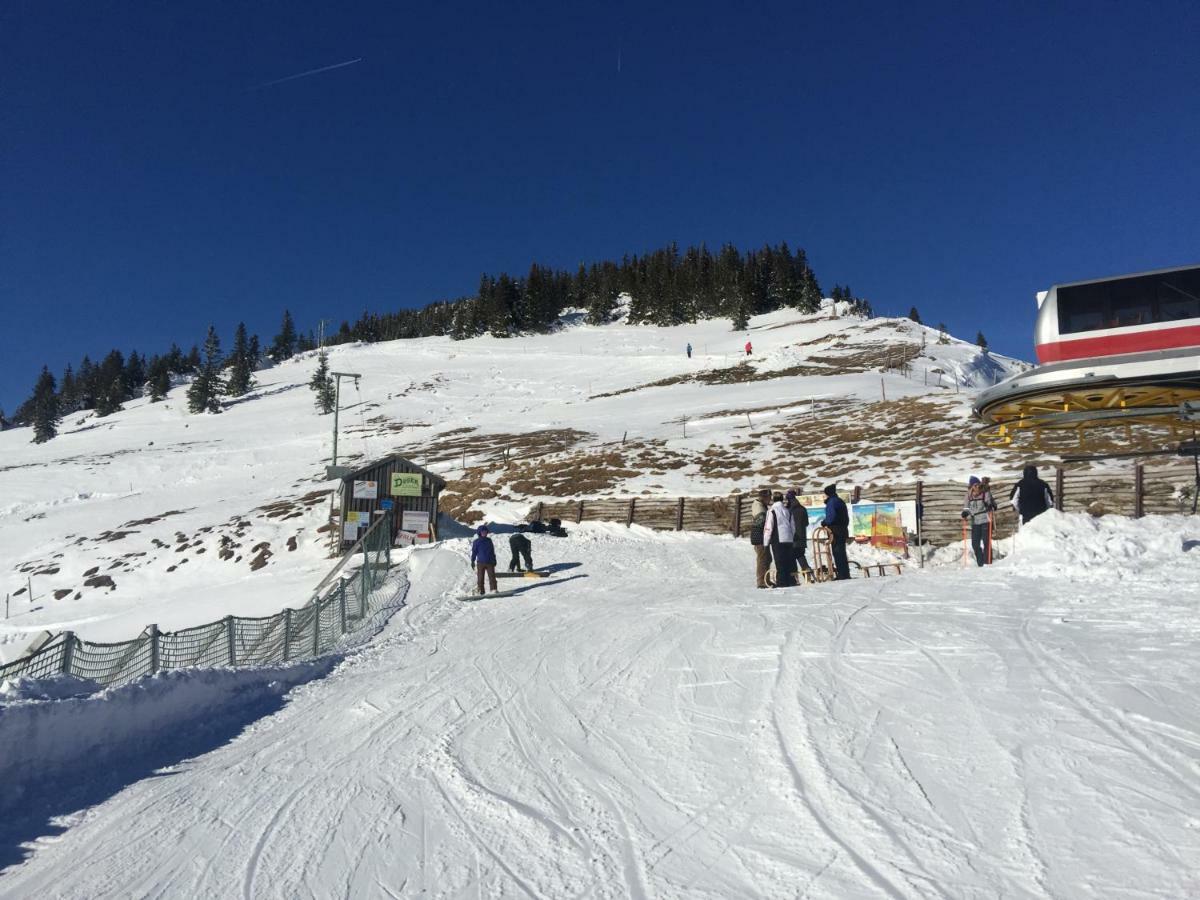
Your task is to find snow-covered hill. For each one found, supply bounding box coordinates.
[0,305,1023,658]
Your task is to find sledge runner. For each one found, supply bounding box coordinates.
[763,492,797,587]
[470,526,499,595]
[961,476,997,566]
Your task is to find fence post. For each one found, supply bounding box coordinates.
[312,598,322,656]
[852,485,862,504]
[148,624,160,673]
[1134,463,1145,518]
[225,615,236,666]
[676,497,685,531]
[915,481,924,569]
[537,501,544,523]
[1055,466,1064,511]
[283,608,293,661]
[732,496,742,537]
[577,499,585,524]
[61,631,76,675]
[627,497,636,527]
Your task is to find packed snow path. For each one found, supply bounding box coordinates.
[3,526,1197,898]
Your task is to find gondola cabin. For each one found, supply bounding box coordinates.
[1035,263,1200,364]
[333,454,446,552]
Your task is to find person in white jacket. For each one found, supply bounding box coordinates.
[762,492,797,587]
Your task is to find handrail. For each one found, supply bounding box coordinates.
[310,512,390,601]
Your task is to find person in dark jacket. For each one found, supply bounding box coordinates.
[786,490,811,574]
[470,526,498,594]
[686,342,693,359]
[1009,465,1054,525]
[820,485,851,580]
[508,530,534,572]
[749,488,772,588]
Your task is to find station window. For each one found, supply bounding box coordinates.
[1157,268,1200,321]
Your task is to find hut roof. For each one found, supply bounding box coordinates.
[340,453,447,490]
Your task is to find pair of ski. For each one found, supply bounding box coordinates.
[458,570,552,602]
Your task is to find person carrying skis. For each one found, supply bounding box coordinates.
[686,342,693,359]
[1009,464,1054,525]
[749,488,772,588]
[470,525,498,594]
[508,528,534,573]
[762,491,797,587]
[744,340,753,356]
[961,476,997,566]
[786,490,811,575]
[820,485,851,580]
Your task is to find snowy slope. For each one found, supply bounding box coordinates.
[2,516,1197,896]
[0,306,1025,661]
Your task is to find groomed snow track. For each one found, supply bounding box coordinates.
[2,524,1198,898]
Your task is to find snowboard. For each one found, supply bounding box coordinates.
[457,587,524,602]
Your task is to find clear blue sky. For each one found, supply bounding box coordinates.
[4,1,1200,411]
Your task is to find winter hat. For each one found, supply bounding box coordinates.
[785,489,797,501]
[968,476,981,486]
[823,484,837,497]
[476,526,489,537]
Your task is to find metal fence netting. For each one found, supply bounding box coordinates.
[0,517,403,691]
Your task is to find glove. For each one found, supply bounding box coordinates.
[961,511,968,519]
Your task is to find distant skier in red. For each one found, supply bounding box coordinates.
[744,340,752,356]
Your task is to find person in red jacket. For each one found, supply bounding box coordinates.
[744,340,753,356]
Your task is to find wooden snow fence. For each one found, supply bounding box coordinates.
[527,461,1197,546]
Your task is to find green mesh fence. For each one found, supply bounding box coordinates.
[0,517,401,690]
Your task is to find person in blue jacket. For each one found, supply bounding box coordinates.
[820,485,851,580]
[686,342,693,359]
[470,525,499,594]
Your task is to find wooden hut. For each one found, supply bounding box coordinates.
[331,454,446,553]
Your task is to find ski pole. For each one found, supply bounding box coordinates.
[987,513,993,564]
[961,519,968,568]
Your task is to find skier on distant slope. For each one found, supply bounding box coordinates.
[686,342,692,359]
[961,476,997,566]
[820,485,851,580]
[1009,465,1054,525]
[749,488,772,589]
[470,526,499,595]
[763,491,796,587]
[744,340,753,356]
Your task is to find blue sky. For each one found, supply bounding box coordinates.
[4,1,1199,411]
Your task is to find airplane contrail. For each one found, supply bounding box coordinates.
[249,57,363,91]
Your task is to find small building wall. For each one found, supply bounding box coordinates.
[337,455,444,551]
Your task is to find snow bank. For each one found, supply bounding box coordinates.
[998,510,1200,583]
[0,661,331,816]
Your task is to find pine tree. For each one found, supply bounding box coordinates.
[269,310,298,362]
[59,365,79,414]
[94,350,126,417]
[147,356,171,401]
[225,322,256,397]
[186,326,224,414]
[30,367,59,444]
[309,350,336,414]
[908,307,922,323]
[125,351,146,396]
[937,322,950,344]
[976,330,989,351]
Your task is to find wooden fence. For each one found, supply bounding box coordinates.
[528,462,1197,546]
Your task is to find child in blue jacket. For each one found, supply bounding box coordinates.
[470,526,499,594]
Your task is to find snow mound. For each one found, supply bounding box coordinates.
[1000,510,1200,583]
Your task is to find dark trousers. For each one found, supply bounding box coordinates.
[476,563,497,593]
[794,544,810,572]
[831,536,850,580]
[509,546,533,571]
[970,522,990,566]
[770,542,796,586]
